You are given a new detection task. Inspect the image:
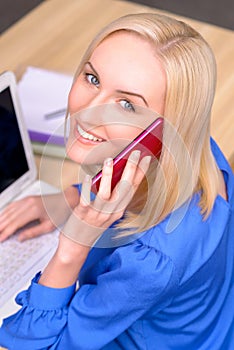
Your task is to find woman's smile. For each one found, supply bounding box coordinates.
[75,123,105,144]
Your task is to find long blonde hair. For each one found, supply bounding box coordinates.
[72,13,220,234]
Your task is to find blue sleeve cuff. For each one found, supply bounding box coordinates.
[19,272,76,310]
[72,183,82,195]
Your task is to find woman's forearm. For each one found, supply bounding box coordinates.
[39,234,90,288]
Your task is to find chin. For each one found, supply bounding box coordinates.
[66,148,82,164]
[65,145,96,166]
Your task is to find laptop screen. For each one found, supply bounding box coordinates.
[0,86,29,193]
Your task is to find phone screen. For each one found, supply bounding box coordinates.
[91,117,163,194]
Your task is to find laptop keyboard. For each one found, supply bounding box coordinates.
[0,181,60,309]
[0,229,58,307]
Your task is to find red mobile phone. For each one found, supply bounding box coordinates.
[91,117,163,194]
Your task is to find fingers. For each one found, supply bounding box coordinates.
[121,151,151,188]
[98,158,113,200]
[76,174,92,220]
[94,151,151,220]
[0,202,23,227]
[62,151,151,246]
[18,221,56,242]
[117,153,152,212]
[0,204,31,242]
[112,151,151,202]
[0,196,46,242]
[72,150,150,218]
[80,174,92,207]
[133,154,152,187]
[118,150,141,191]
[0,226,16,242]
[0,216,55,243]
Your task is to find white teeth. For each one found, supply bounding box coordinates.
[77,125,103,142]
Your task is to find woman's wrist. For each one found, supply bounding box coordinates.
[39,234,90,288]
[56,232,90,264]
[61,207,104,247]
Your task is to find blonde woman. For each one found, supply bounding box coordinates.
[0,13,233,349]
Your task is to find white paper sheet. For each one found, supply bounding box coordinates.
[18,66,73,145]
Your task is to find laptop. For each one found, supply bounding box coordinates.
[0,71,61,323]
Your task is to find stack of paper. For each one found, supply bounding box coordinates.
[18,66,73,157]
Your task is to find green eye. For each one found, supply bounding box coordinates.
[119,99,135,112]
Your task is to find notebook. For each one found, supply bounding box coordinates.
[0,71,61,323]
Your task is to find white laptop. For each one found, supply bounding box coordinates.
[0,71,61,323]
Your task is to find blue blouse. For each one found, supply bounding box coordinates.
[0,139,234,350]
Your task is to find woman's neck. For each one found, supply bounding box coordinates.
[218,169,228,201]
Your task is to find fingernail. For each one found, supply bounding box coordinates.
[84,174,91,182]
[129,150,141,162]
[104,158,113,166]
[142,155,151,164]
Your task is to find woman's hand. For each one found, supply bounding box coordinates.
[0,186,79,242]
[39,151,151,289]
[62,151,151,247]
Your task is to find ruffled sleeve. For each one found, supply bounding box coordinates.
[0,241,178,349]
[0,272,76,349]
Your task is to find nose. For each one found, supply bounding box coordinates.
[69,80,113,128]
[79,90,108,109]
[78,103,116,132]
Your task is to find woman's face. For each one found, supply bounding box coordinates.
[66,31,166,165]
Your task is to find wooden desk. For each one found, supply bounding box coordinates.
[0,0,233,188]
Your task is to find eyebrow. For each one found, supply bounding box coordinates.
[86,61,99,78]
[116,89,148,107]
[86,61,149,107]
